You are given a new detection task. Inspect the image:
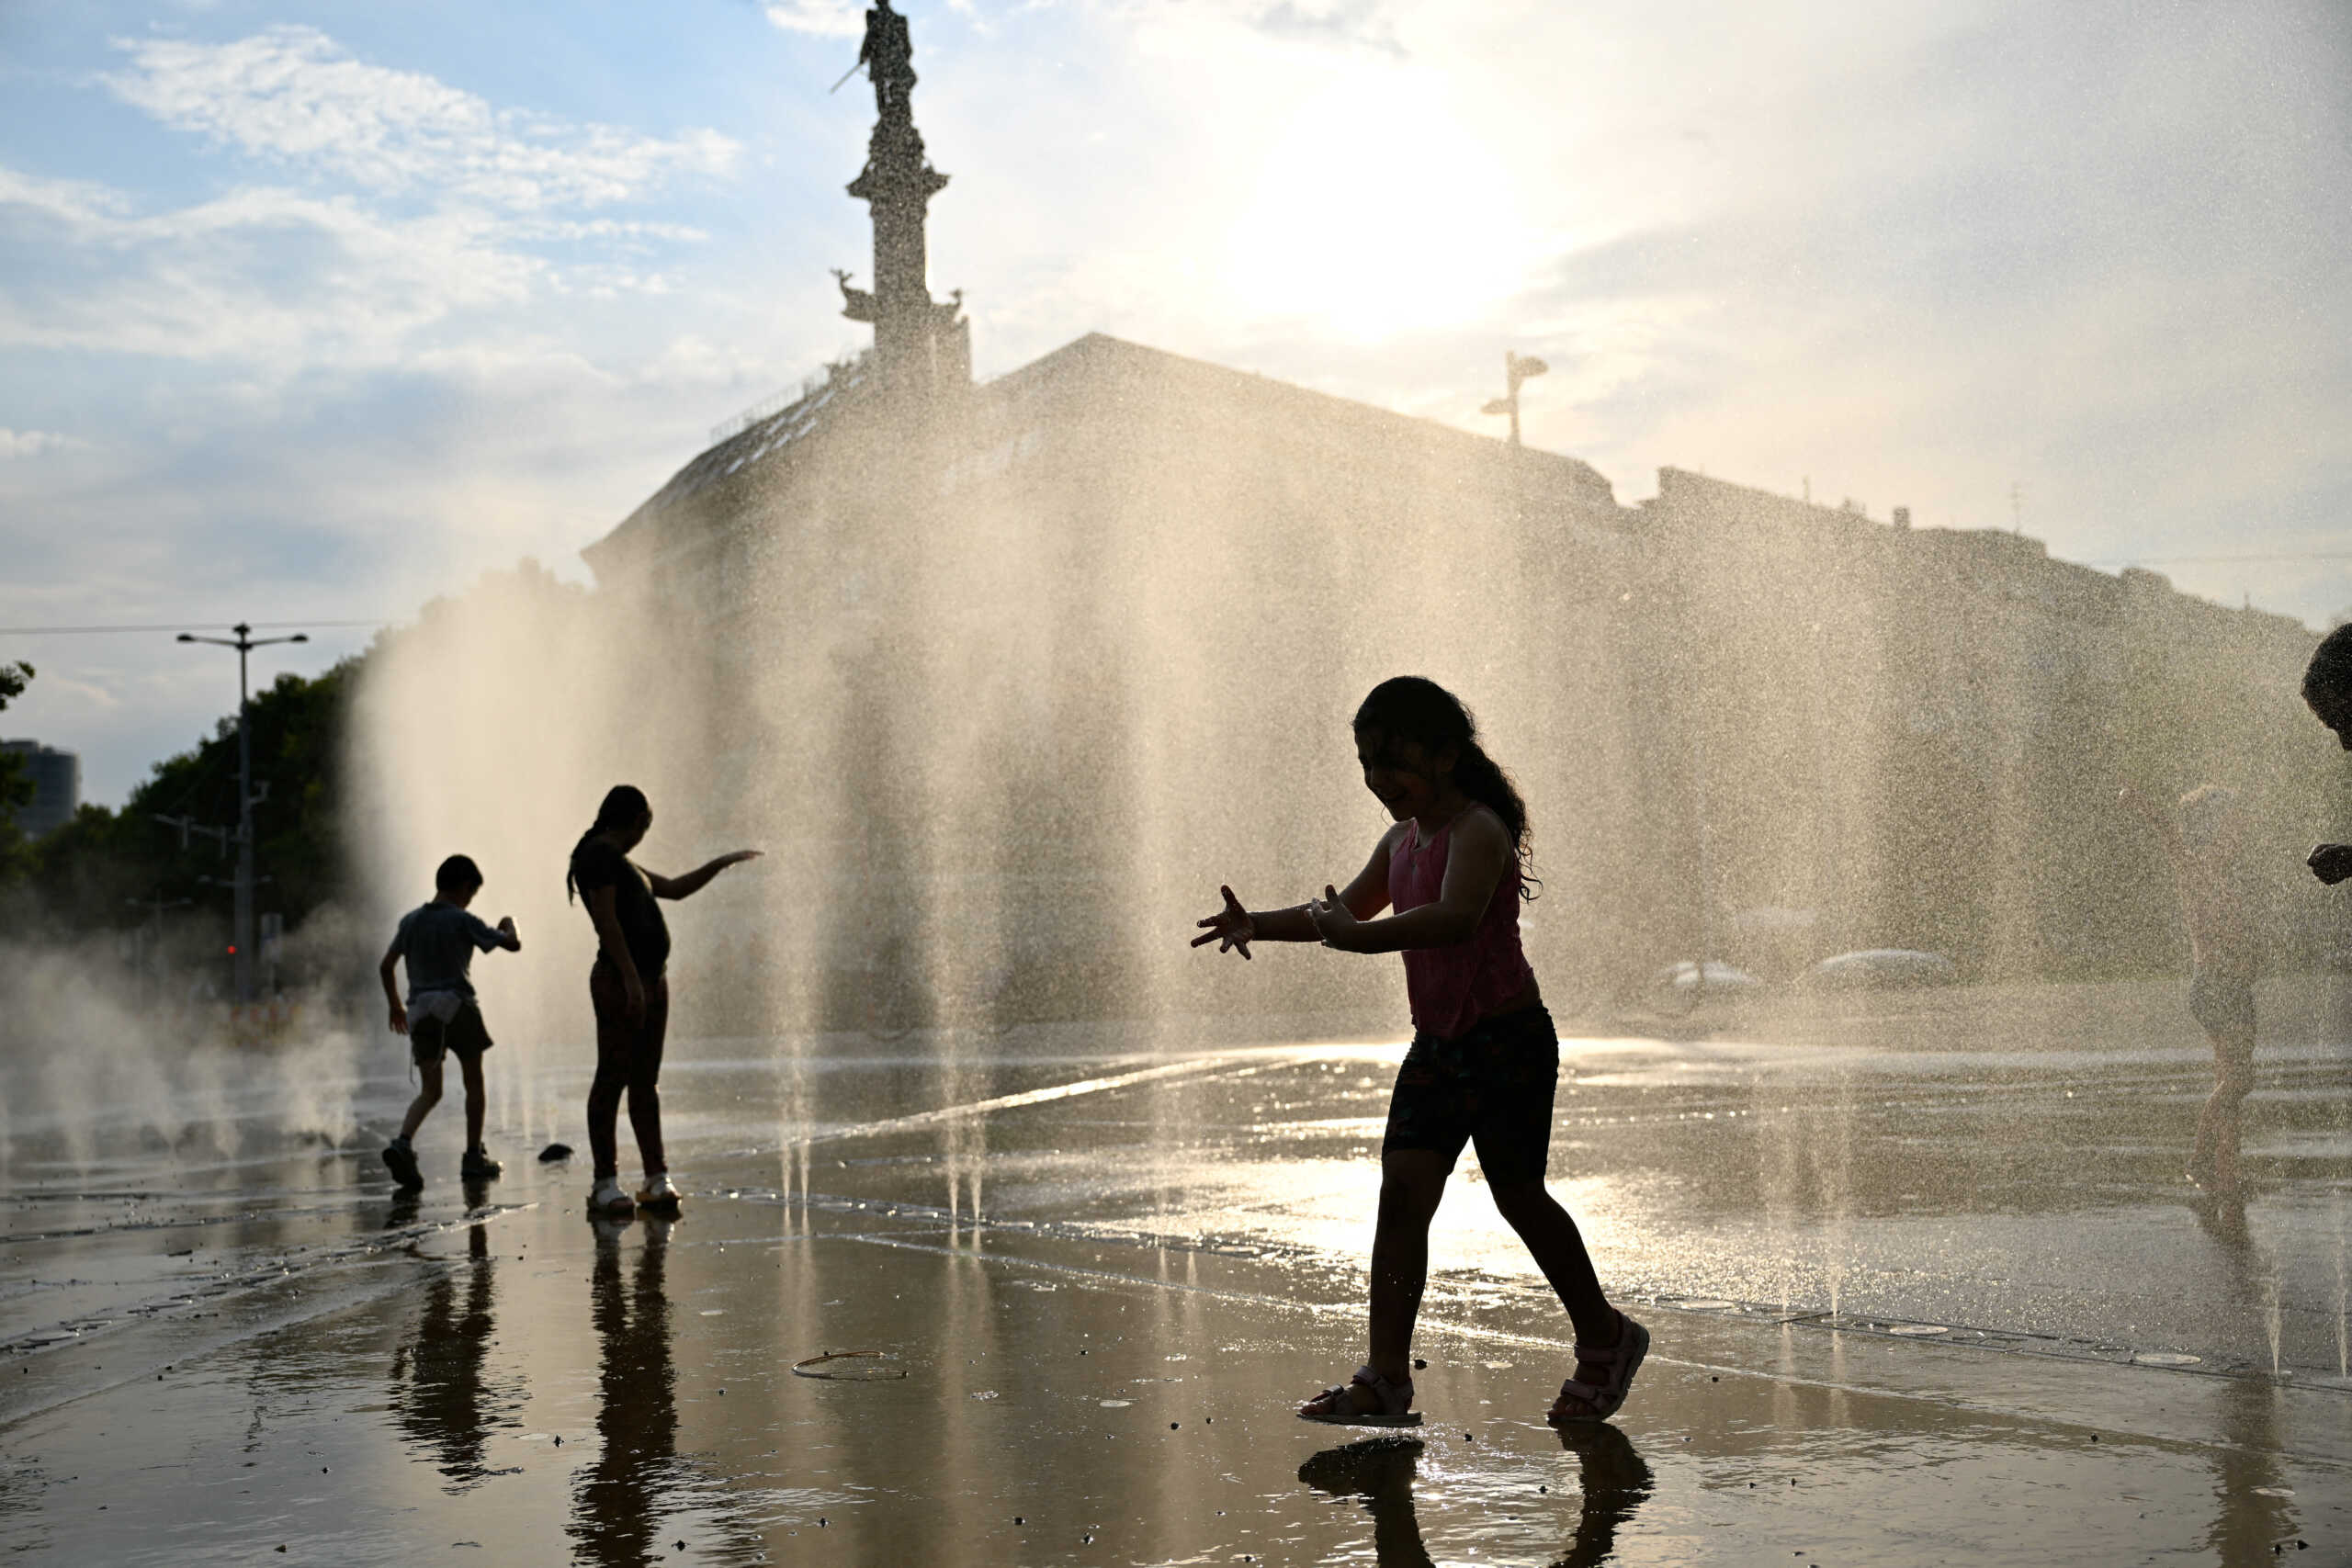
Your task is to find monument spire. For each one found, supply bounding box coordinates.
[835,1,968,399]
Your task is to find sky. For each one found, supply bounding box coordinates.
[1,0,2347,806]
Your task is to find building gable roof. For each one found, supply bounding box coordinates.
[584,332,1624,579]
[584,355,875,574]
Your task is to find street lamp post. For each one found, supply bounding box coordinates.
[1481,351,1549,446]
[176,622,307,1002]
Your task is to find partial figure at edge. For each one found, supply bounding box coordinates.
[2302,624,2352,887]
[2119,782,2263,1194]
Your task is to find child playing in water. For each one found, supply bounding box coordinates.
[566,784,762,1218]
[1193,676,1645,1427]
[2119,784,2263,1194]
[379,854,521,1190]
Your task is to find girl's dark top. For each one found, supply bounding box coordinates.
[571,839,670,979]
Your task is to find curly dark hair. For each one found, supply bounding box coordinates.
[2304,622,2352,709]
[1352,676,1538,900]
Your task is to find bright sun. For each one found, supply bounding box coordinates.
[1222,67,1532,343]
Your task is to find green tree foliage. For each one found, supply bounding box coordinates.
[7,658,361,942]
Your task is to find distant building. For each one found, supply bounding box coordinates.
[2,739,80,838]
[1630,468,2323,976]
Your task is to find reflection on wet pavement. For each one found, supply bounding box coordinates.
[1299,1423,1654,1568]
[573,1214,678,1565]
[390,1221,514,1488]
[0,978,2346,1562]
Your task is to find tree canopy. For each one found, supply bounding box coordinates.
[2,658,360,944]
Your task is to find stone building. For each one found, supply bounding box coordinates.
[1631,469,2325,978]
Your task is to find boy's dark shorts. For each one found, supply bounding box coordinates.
[1382,1005,1557,1184]
[411,1001,494,1068]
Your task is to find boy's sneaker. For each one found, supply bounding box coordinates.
[635,1172,684,1213]
[460,1146,503,1181]
[588,1177,635,1216]
[381,1137,424,1192]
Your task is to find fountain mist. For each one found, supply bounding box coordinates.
[349,340,1658,1064]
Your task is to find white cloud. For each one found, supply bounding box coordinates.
[507,217,710,245]
[0,29,739,374]
[104,27,739,210]
[763,2,866,39]
[0,170,542,366]
[0,165,133,225]
[0,429,85,459]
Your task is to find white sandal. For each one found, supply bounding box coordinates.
[1550,1312,1649,1425]
[1298,1364,1422,1427]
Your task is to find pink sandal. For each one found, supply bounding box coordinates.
[1298,1364,1422,1427]
[1550,1311,1649,1425]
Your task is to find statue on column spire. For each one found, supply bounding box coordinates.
[835,1,968,397]
[856,0,916,124]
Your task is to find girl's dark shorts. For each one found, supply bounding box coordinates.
[590,959,670,1080]
[1382,1005,1558,1185]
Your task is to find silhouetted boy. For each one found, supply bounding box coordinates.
[379,854,519,1190]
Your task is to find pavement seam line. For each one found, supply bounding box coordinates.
[773,1052,1312,1149]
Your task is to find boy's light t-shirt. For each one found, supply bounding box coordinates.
[392,903,503,998]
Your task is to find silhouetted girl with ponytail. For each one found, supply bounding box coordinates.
[567,784,761,1217]
[1193,676,1645,1427]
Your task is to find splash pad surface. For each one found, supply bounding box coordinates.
[3,977,2347,1563]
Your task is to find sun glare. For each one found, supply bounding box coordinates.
[1223,68,1532,343]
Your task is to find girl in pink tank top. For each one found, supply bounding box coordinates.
[1193,678,1647,1430]
[1388,807,1534,1038]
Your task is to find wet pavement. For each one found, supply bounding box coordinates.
[2,976,2349,1563]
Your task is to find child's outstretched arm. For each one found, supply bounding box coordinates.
[1193,831,1396,960]
[378,942,408,1035]
[464,910,520,955]
[1308,810,1510,954]
[647,850,763,902]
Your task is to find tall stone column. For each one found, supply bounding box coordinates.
[838,1,966,400]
